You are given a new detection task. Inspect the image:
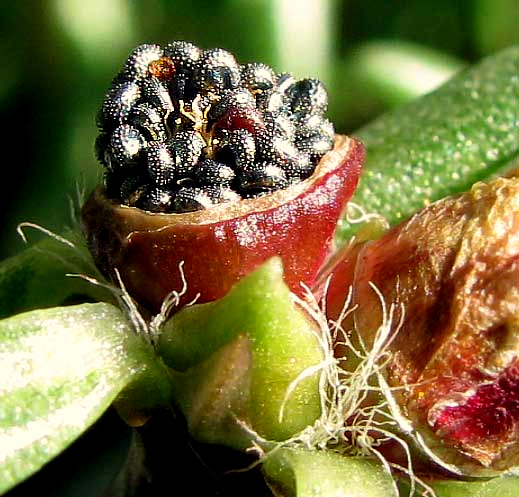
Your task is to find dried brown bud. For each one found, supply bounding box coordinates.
[323,176,519,475]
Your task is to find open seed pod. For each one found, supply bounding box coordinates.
[82,41,363,313]
[321,175,519,476]
[83,135,362,313]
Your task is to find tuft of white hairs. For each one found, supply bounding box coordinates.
[232,280,437,497]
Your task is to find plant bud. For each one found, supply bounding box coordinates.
[157,258,324,448]
[322,176,519,476]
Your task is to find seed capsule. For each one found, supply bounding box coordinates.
[82,135,364,314]
[321,175,519,476]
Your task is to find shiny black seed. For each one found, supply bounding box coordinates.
[296,115,334,140]
[282,151,314,181]
[256,116,298,165]
[169,130,206,176]
[95,132,111,166]
[96,40,334,213]
[164,41,201,68]
[214,188,242,204]
[220,189,242,203]
[140,77,174,115]
[238,162,288,193]
[108,124,146,169]
[297,133,334,159]
[172,186,219,212]
[265,73,296,114]
[277,115,296,140]
[241,63,276,93]
[123,44,163,80]
[295,114,334,159]
[97,81,141,130]
[196,48,241,93]
[193,159,236,186]
[145,142,176,186]
[263,112,295,141]
[163,41,202,101]
[286,78,328,118]
[273,137,303,164]
[207,186,241,204]
[128,103,168,141]
[139,187,174,212]
[208,88,256,121]
[215,129,256,168]
[172,185,241,212]
[119,175,148,205]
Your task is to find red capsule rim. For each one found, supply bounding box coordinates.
[97,134,357,228]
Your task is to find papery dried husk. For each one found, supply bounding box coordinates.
[82,135,363,314]
[323,176,519,476]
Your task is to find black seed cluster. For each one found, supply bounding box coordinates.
[96,41,335,213]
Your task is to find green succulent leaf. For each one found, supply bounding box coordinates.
[157,258,323,447]
[0,228,113,320]
[0,302,171,494]
[337,45,519,243]
[262,447,397,497]
[430,475,519,497]
[398,473,519,497]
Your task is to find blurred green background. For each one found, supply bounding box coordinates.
[1,0,517,259]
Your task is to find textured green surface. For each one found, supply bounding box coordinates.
[0,230,113,320]
[158,258,322,444]
[399,473,519,497]
[338,46,519,242]
[430,476,519,497]
[0,302,168,494]
[263,448,397,497]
